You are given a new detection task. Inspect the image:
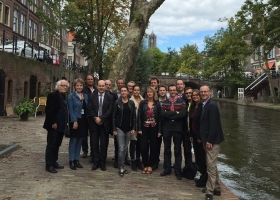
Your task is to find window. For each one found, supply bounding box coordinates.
[29,0,33,12]
[45,31,49,44]
[13,10,19,33]
[20,14,26,36]
[4,6,10,26]
[254,49,258,61]
[68,47,73,54]
[269,48,275,59]
[24,81,28,98]
[21,0,26,6]
[28,19,32,40]
[33,23,37,41]
[0,2,3,23]
[34,0,37,13]
[43,4,46,13]
[7,80,13,102]
[41,25,44,42]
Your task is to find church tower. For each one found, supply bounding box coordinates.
[148,32,157,48]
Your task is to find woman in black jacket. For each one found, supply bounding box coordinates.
[138,86,161,174]
[112,86,136,177]
[189,89,207,187]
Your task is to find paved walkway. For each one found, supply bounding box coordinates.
[0,116,238,200]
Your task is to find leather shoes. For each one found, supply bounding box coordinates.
[74,160,83,168]
[202,188,221,196]
[92,164,99,170]
[160,170,171,176]
[205,194,213,200]
[100,164,106,171]
[46,166,57,173]
[53,162,64,169]
[69,161,76,170]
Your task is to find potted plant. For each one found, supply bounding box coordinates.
[14,99,35,121]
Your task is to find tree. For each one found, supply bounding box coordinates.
[203,18,252,95]
[149,47,166,75]
[109,0,165,82]
[64,0,130,79]
[133,41,152,87]
[178,44,200,77]
[235,0,280,104]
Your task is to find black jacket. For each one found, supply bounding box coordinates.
[161,98,186,132]
[199,98,224,145]
[112,99,136,131]
[43,90,68,132]
[87,92,114,133]
[138,100,162,133]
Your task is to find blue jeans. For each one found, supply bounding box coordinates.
[69,137,83,161]
[116,127,130,168]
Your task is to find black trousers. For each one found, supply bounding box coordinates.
[193,134,207,182]
[45,129,64,167]
[163,131,183,174]
[155,136,162,165]
[139,126,158,167]
[82,130,90,153]
[182,133,192,166]
[90,125,109,166]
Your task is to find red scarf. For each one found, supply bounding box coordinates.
[168,96,179,111]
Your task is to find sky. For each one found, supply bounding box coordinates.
[146,0,246,53]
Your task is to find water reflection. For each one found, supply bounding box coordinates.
[218,102,280,200]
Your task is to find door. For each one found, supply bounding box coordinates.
[29,75,37,99]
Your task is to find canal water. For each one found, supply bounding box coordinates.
[217,102,280,200]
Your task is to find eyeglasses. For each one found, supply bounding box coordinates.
[200,90,209,93]
[60,85,68,88]
[192,94,199,97]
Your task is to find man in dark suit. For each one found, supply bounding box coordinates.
[43,79,69,173]
[87,80,114,171]
[199,84,224,200]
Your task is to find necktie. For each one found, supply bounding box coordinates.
[200,104,204,121]
[98,94,103,117]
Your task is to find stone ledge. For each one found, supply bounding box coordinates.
[0,143,19,159]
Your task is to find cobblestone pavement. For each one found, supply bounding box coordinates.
[0,116,238,200]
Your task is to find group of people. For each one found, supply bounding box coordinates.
[43,75,224,200]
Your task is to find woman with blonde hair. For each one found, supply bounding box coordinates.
[138,86,161,174]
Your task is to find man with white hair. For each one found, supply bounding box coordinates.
[44,79,69,173]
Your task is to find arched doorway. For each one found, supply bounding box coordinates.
[0,70,6,116]
[29,75,37,99]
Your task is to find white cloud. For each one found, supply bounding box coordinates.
[147,0,245,37]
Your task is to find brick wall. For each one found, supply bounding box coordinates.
[0,51,85,111]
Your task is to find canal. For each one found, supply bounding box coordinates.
[218,102,280,200]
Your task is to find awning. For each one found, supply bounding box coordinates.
[262,61,275,69]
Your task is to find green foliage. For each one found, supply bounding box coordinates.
[14,99,35,116]
[178,44,200,77]
[133,41,152,87]
[149,47,166,75]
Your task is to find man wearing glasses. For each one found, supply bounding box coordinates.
[199,84,224,200]
[44,79,69,173]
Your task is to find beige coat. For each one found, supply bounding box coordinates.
[130,95,144,141]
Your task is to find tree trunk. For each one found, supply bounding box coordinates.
[109,0,165,83]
